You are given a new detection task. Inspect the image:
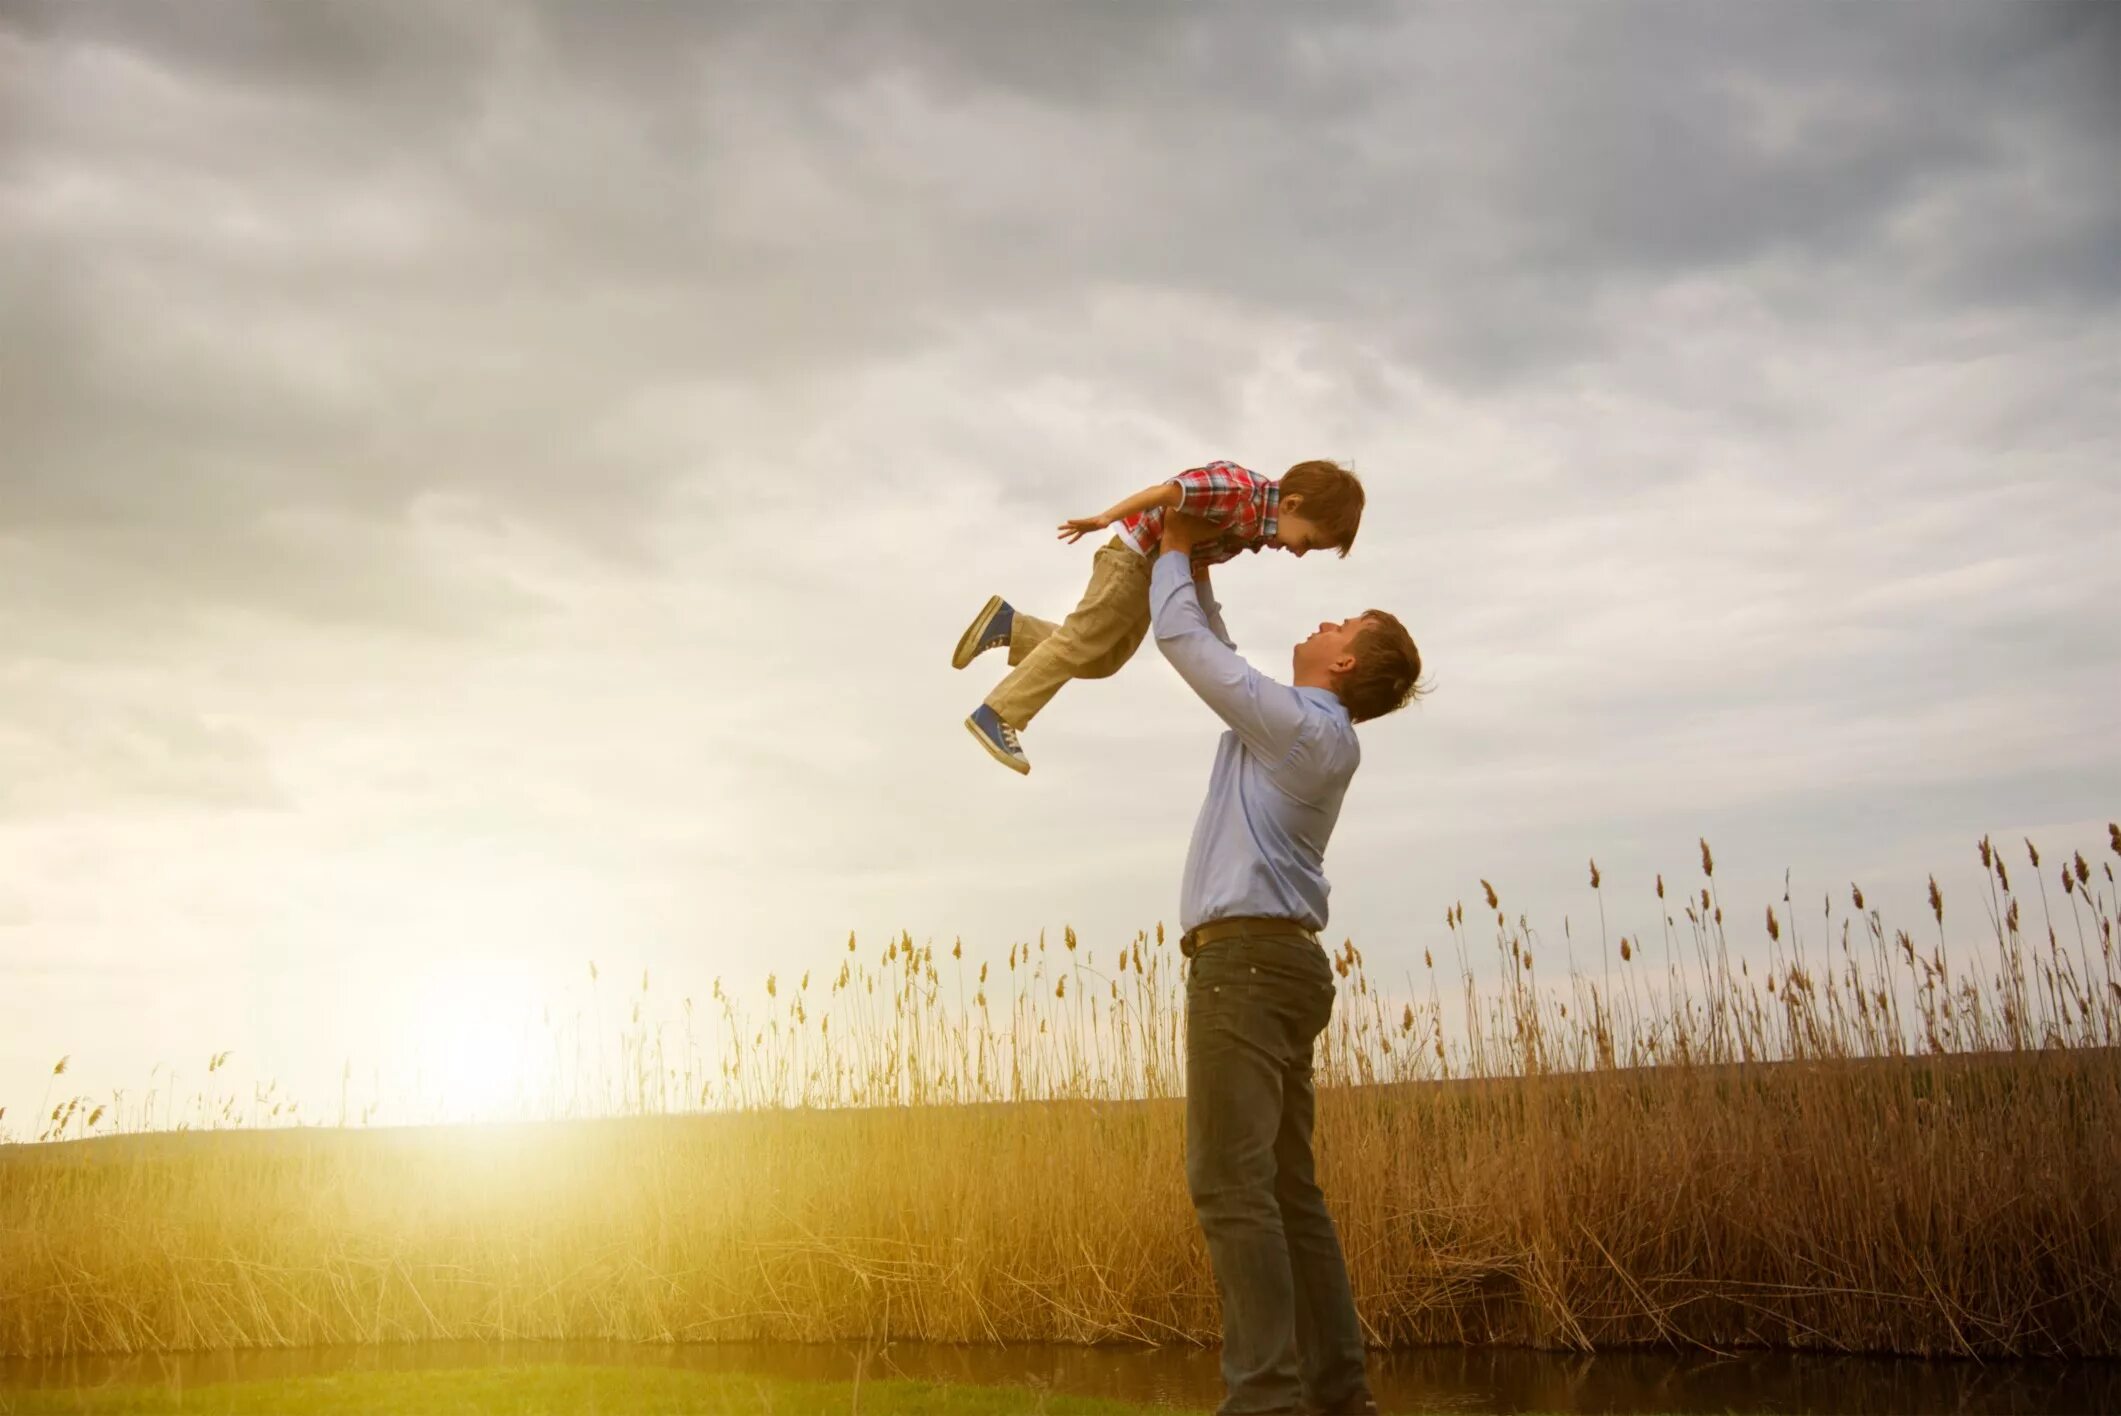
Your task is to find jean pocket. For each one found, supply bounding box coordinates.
[1187,940,1336,1051]
[1187,968,1265,1054]
[1196,935,1331,991]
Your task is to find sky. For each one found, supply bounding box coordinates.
[3,2,2118,1127]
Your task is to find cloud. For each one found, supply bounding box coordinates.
[0,670,285,818]
[1,2,2116,1112]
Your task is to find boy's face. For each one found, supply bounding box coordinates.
[1270,498,1337,557]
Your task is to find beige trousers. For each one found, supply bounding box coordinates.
[984,537,1153,729]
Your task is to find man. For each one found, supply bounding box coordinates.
[1152,508,1424,1416]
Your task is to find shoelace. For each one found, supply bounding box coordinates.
[999,722,1022,751]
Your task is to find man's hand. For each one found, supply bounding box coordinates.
[1057,513,1112,543]
[1160,508,1214,557]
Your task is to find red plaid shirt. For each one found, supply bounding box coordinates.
[1116,461,1280,568]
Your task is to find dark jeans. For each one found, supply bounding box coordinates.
[1186,929,1373,1416]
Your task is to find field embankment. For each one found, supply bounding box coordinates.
[3,1046,2115,1361]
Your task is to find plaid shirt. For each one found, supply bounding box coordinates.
[1116,461,1279,569]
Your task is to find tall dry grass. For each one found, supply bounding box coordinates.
[1,828,2116,1359]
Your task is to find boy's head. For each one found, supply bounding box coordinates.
[1294,609,1425,724]
[1272,459,1365,557]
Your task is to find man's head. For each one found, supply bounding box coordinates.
[1272,459,1365,557]
[1293,610,1425,723]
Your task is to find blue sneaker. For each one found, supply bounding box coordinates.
[951,595,1015,670]
[965,703,1029,774]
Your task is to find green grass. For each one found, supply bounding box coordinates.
[0,1365,1199,1415]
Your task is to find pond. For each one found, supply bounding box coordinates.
[2,1339,2113,1413]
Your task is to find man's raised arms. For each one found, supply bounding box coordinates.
[1150,510,1311,763]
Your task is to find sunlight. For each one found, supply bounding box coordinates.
[403,957,544,1123]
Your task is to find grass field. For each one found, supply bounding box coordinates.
[0,1365,1193,1415]
[3,828,2116,1362]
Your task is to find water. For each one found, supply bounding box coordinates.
[1,1339,2113,1413]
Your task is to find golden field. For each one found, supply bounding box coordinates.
[3,830,2116,1360]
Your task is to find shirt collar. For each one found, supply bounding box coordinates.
[1260,482,1280,543]
[1293,684,1351,721]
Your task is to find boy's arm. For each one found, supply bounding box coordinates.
[1192,561,1237,651]
[1058,481,1182,543]
[1058,463,1250,543]
[1152,530,1307,762]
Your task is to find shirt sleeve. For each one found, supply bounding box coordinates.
[1168,463,1251,527]
[1194,568,1237,650]
[1152,549,1308,762]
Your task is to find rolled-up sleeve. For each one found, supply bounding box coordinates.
[1167,467,1220,516]
[1168,462,1254,525]
[1151,550,1307,762]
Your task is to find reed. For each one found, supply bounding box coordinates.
[2,828,2116,1359]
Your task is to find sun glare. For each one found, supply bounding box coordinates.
[403,957,543,1123]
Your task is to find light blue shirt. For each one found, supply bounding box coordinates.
[1150,549,1361,934]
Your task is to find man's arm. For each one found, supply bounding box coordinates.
[1152,545,1307,762]
[1192,560,1237,651]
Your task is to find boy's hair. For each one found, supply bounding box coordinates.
[1337,610,1425,724]
[1279,459,1365,556]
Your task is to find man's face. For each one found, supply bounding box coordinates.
[1293,613,1372,680]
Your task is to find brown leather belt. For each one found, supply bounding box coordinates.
[1179,915,1319,958]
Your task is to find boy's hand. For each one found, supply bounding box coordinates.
[1159,508,1214,556]
[1057,514,1111,543]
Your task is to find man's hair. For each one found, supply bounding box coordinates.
[1337,610,1425,724]
[1278,459,1365,556]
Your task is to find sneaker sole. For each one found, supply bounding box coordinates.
[964,715,1030,774]
[951,594,1005,670]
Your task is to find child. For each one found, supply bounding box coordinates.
[953,458,1365,773]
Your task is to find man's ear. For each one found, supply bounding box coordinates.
[1280,493,1303,517]
[1332,653,1358,677]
